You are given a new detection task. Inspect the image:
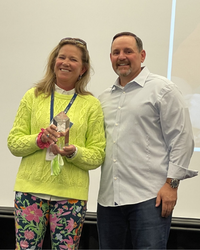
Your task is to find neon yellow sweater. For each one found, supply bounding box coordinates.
[7,88,106,201]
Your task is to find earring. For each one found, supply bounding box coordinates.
[78,75,82,80]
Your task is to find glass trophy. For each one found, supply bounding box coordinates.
[53,111,70,148]
[51,111,70,176]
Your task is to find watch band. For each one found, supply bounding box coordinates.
[166,178,180,188]
[65,147,77,159]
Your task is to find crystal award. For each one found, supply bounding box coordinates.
[53,111,70,148]
[51,111,70,176]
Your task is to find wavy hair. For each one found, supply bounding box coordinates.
[34,38,92,97]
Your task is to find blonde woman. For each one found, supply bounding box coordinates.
[8,37,105,250]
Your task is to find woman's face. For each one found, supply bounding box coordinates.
[54,44,86,90]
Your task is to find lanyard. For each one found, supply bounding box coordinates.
[50,92,78,123]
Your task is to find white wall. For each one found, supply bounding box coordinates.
[0,0,199,218]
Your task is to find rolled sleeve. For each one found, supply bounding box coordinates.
[159,85,198,179]
[168,161,198,180]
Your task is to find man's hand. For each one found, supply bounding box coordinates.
[155,182,177,217]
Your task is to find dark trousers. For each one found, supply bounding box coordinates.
[97,198,172,249]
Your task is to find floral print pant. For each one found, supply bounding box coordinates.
[14,192,87,250]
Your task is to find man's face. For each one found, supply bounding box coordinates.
[110,36,146,85]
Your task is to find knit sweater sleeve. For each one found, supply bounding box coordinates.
[7,89,39,157]
[66,97,106,171]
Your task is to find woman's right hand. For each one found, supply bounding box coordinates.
[41,124,60,144]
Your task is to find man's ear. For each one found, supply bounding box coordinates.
[141,50,146,63]
[110,53,112,62]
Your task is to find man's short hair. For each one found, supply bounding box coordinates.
[112,32,143,52]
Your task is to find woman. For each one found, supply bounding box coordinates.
[7,37,106,250]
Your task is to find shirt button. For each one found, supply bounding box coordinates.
[114,177,117,180]
[115,123,118,126]
[113,159,116,162]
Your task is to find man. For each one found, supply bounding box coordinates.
[97,32,198,249]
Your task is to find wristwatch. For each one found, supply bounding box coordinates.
[166,178,180,188]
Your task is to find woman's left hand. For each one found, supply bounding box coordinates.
[51,143,76,157]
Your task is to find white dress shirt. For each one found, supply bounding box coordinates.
[98,67,198,207]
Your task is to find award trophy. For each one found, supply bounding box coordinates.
[51,111,70,176]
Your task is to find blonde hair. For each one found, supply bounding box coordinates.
[35,38,92,97]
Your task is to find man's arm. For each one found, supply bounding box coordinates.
[156,84,197,217]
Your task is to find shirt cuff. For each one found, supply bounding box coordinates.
[167,161,198,180]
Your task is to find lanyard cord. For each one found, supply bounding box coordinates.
[50,92,78,123]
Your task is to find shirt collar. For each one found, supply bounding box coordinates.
[111,66,150,91]
[55,84,75,95]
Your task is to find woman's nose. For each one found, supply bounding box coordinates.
[63,59,70,66]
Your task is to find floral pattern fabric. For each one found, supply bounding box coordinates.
[14,192,87,250]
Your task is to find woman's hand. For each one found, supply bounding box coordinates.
[51,143,76,157]
[45,127,75,157]
[41,124,60,144]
